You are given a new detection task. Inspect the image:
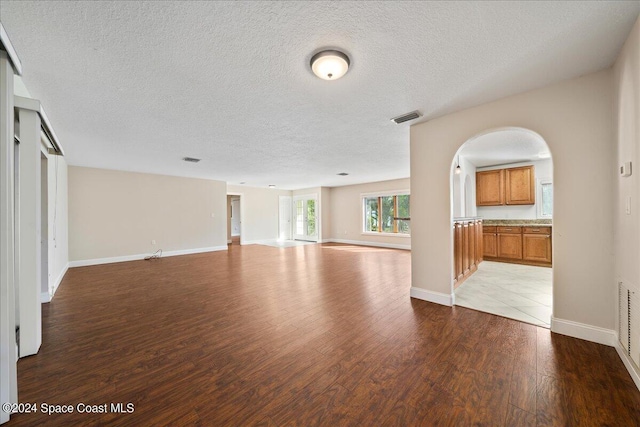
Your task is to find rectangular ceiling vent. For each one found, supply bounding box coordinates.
[391,110,421,124]
[183,157,201,163]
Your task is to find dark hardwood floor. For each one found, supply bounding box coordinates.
[7,243,640,426]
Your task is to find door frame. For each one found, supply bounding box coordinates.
[278,195,292,241]
[226,192,245,245]
[293,193,319,242]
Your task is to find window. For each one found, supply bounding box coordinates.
[363,193,410,235]
[538,179,553,218]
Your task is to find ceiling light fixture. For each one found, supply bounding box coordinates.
[310,50,350,80]
[337,172,349,176]
[268,184,276,189]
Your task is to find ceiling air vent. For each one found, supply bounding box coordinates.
[183,157,201,163]
[391,110,421,124]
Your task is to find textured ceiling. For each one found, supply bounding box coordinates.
[1,1,638,189]
[459,128,550,168]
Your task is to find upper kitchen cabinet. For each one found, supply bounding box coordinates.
[476,169,504,206]
[505,166,535,205]
[476,165,535,206]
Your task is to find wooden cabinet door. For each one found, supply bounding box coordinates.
[483,233,497,257]
[468,222,476,271]
[523,234,552,263]
[497,233,523,259]
[476,169,504,206]
[505,165,535,205]
[462,224,470,275]
[475,221,483,264]
[454,223,463,281]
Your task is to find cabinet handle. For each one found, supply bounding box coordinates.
[531,229,540,232]
[504,228,512,231]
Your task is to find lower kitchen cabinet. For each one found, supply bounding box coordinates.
[496,227,523,259]
[483,226,497,257]
[523,227,552,264]
[483,225,551,267]
[453,219,483,288]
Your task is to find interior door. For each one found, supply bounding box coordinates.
[293,195,318,242]
[279,196,292,240]
[230,199,240,236]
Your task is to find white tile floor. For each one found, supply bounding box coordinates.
[454,261,552,328]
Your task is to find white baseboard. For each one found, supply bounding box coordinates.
[550,316,617,346]
[615,341,640,391]
[328,238,411,251]
[40,291,50,303]
[41,262,69,303]
[410,287,454,306]
[69,246,228,268]
[51,262,68,298]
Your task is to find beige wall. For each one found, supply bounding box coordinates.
[227,185,292,243]
[321,187,331,242]
[69,167,227,262]
[411,70,614,330]
[614,16,640,297]
[329,178,411,249]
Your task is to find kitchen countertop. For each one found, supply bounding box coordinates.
[482,219,552,227]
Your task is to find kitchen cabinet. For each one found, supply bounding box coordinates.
[476,170,504,206]
[476,165,535,206]
[523,227,552,264]
[496,226,523,259]
[483,225,551,267]
[483,226,498,257]
[505,166,535,205]
[453,219,483,288]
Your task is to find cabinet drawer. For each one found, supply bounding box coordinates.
[483,226,497,233]
[523,227,551,235]
[497,226,522,234]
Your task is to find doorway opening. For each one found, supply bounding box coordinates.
[451,127,554,328]
[278,195,292,241]
[293,194,318,242]
[226,194,243,245]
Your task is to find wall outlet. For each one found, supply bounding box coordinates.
[151,240,156,245]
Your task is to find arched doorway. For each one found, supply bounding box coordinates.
[451,127,554,328]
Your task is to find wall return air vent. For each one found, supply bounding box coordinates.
[391,110,422,124]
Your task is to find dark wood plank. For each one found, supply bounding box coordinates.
[5,243,640,426]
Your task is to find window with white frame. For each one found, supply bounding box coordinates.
[363,192,410,235]
[538,179,553,218]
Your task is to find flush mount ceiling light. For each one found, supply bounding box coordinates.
[310,50,350,80]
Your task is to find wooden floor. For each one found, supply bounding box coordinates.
[8,243,640,426]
